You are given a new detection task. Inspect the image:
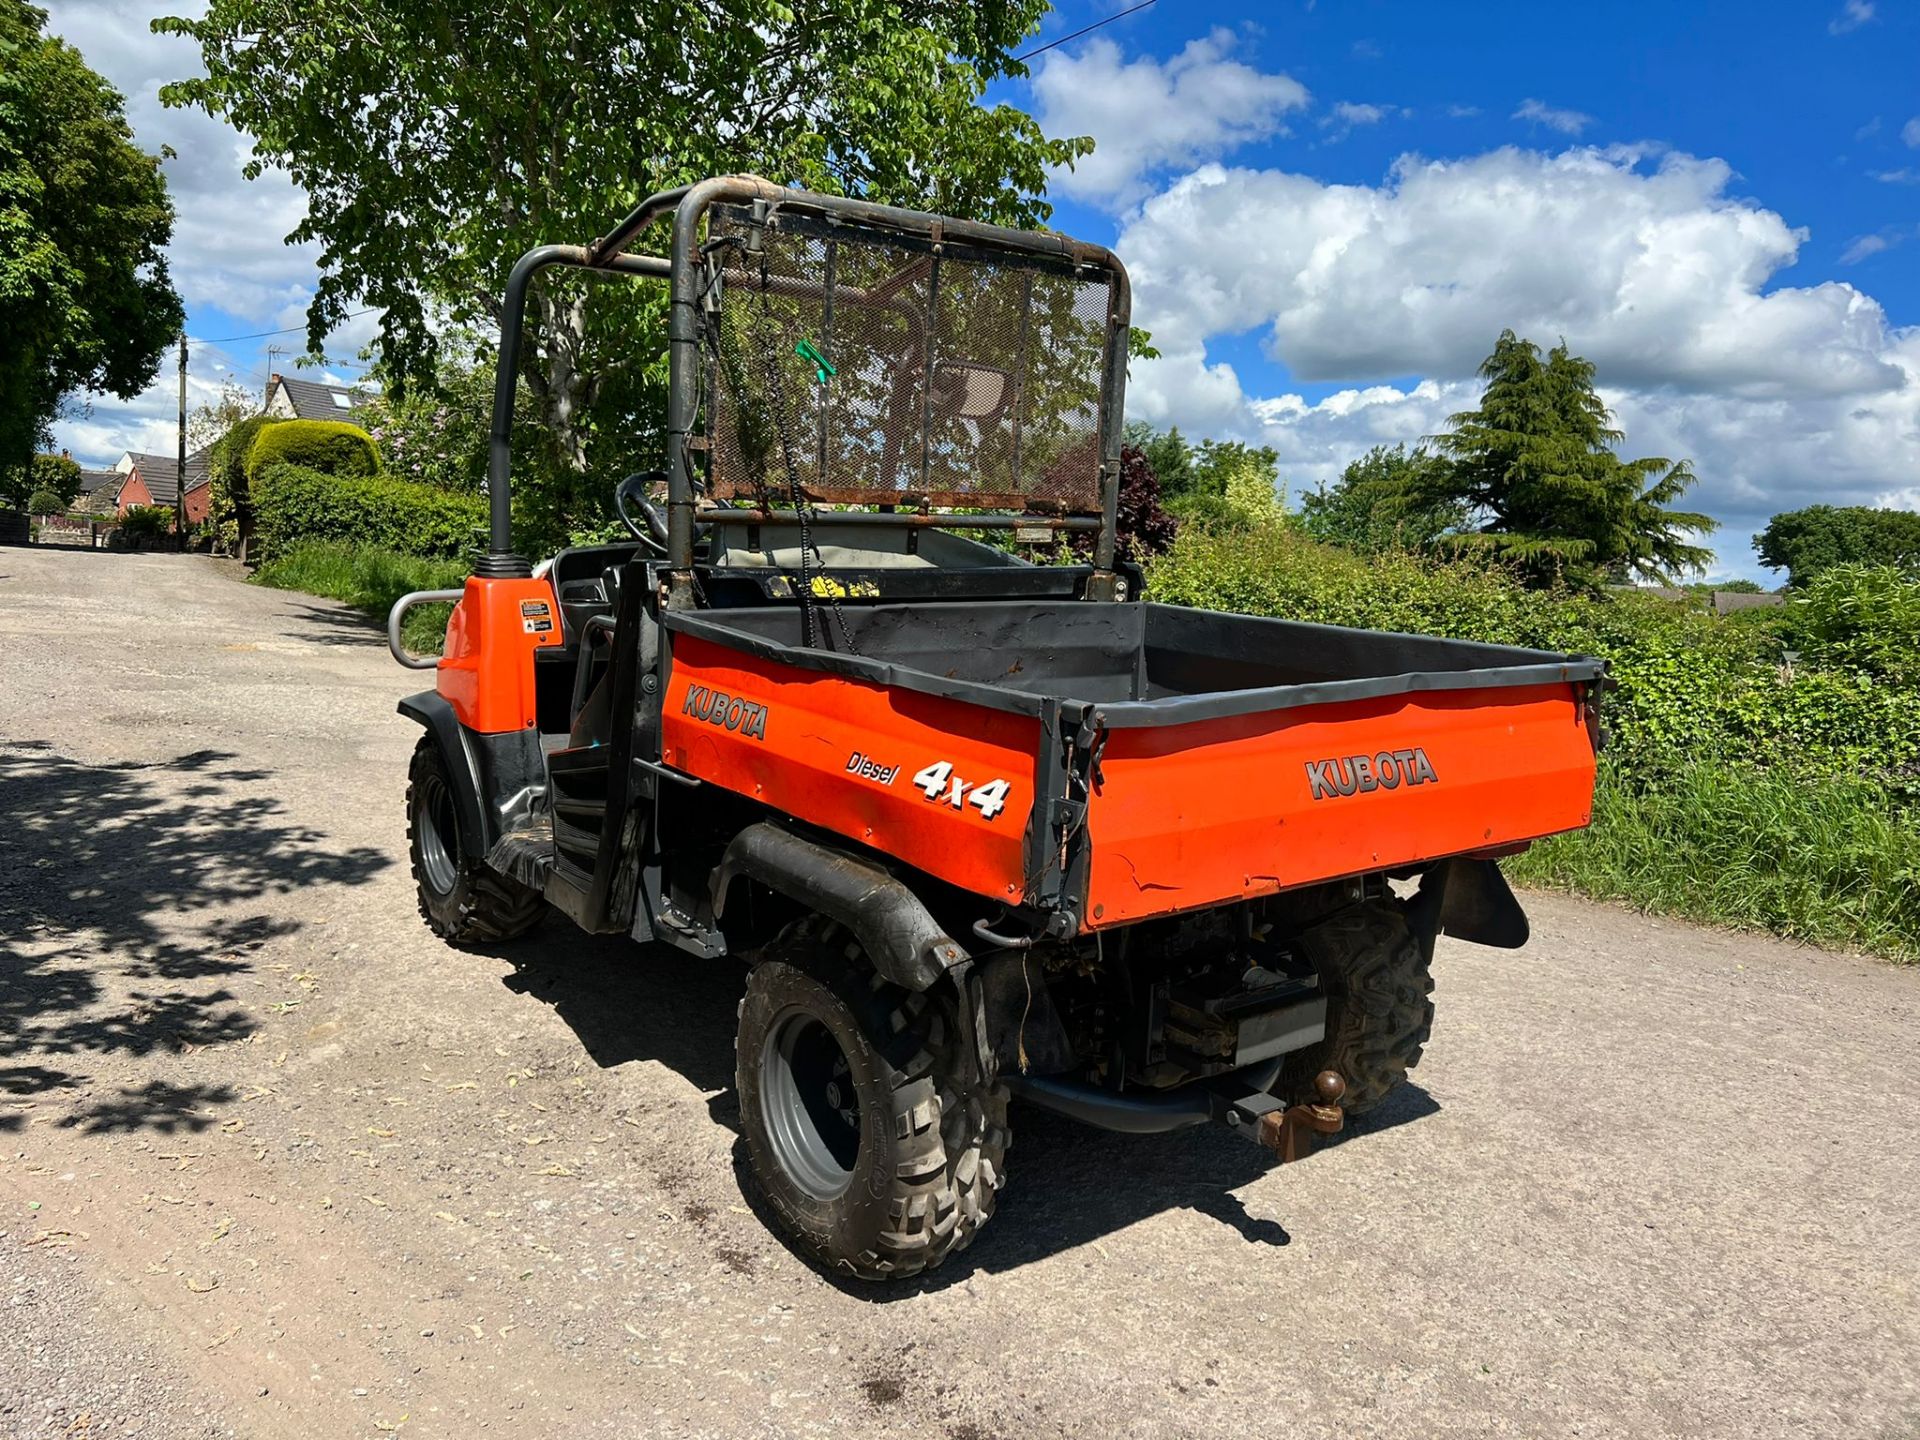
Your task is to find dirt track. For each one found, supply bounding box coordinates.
[2,546,1917,1440]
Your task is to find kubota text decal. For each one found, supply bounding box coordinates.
[682,684,769,741]
[1305,748,1438,800]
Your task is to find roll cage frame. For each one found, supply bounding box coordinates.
[480,176,1135,602]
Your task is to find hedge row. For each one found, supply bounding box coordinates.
[1146,523,1920,791]
[206,418,385,553]
[1145,523,1920,958]
[253,462,487,562]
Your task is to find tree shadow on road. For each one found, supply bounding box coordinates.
[270,596,394,650]
[0,740,391,1133]
[497,925,1442,1293]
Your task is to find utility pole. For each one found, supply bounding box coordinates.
[176,331,188,542]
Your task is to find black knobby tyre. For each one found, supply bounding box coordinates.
[1281,898,1434,1115]
[405,735,545,944]
[735,923,1009,1281]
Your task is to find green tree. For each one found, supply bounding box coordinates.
[1126,422,1196,502]
[1300,444,1465,554]
[1754,505,1920,588]
[1,449,80,510]
[157,0,1092,529]
[1781,563,1920,687]
[1124,423,1284,531]
[0,1,183,475]
[187,379,259,452]
[1434,330,1716,587]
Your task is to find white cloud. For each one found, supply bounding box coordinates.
[42,0,321,322]
[1842,234,1891,263]
[1117,147,1920,576]
[39,2,386,465]
[1873,168,1920,185]
[1031,30,1308,208]
[1903,116,1920,148]
[1512,98,1593,136]
[1829,0,1875,34]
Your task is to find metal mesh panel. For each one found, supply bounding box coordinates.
[704,205,1112,512]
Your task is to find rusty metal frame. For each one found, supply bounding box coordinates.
[481,176,1133,592]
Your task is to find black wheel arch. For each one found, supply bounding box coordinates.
[711,822,970,993]
[398,691,489,859]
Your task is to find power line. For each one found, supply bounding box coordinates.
[1015,0,1158,62]
[203,307,377,344]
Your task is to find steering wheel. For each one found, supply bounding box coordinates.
[614,470,670,553]
[615,469,714,556]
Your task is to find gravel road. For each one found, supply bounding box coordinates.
[2,546,1917,1440]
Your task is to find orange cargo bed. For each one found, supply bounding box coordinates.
[660,601,1603,932]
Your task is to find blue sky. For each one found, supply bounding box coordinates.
[47,0,1920,579]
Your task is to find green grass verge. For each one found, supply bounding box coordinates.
[1508,760,1920,962]
[252,540,466,657]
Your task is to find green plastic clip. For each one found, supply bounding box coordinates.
[794,338,836,384]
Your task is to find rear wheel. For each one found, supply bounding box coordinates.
[406,735,545,943]
[735,922,1009,1281]
[1281,898,1434,1115]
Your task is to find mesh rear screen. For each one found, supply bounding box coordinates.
[703,205,1113,513]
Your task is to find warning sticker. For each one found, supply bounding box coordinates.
[520,599,554,635]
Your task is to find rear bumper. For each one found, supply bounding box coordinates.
[1007,1057,1284,1135]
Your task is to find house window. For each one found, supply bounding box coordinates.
[330,392,351,409]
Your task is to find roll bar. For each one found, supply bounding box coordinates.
[481,177,1133,596]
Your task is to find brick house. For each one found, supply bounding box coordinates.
[116,448,214,528]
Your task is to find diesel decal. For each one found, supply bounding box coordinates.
[681,684,769,741]
[1305,748,1438,800]
[846,751,900,786]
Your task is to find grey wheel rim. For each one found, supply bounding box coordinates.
[415,772,460,897]
[760,1008,861,1201]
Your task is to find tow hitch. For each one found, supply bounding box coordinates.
[1217,1070,1348,1163]
[1008,1066,1349,1164]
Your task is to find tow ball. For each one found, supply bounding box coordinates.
[1218,1070,1348,1164]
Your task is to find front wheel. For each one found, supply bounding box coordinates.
[735,924,1009,1281]
[406,735,545,944]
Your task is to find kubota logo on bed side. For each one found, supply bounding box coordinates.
[1305,748,1438,800]
[681,684,768,741]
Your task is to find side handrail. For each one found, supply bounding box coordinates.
[388,588,466,670]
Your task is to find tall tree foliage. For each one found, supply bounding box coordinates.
[0,0,182,475]
[1124,421,1283,531]
[1300,444,1465,555]
[1755,505,1920,588]
[156,0,1092,514]
[1434,330,1715,586]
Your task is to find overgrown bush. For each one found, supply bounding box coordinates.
[1147,522,1920,958]
[1510,759,1920,962]
[26,487,64,515]
[248,419,382,481]
[205,413,282,555]
[1780,563,1920,688]
[118,504,174,543]
[253,462,486,562]
[253,540,466,656]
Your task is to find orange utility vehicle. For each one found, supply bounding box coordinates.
[390,178,1604,1280]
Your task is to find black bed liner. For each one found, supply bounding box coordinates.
[664,600,1606,729]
